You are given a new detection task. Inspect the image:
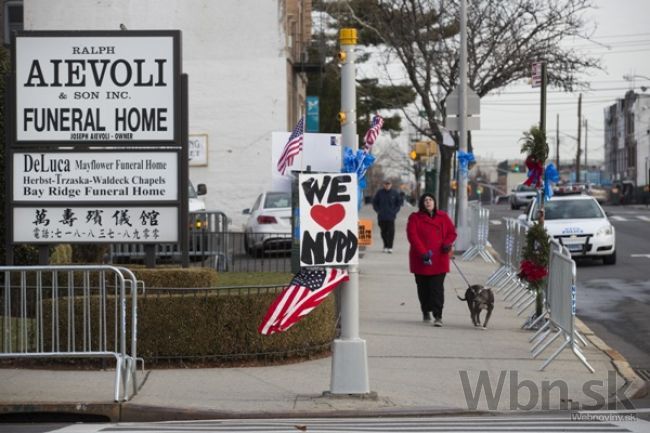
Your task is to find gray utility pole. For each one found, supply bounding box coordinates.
[456,0,470,251]
[584,119,588,173]
[576,93,582,183]
[330,28,370,395]
[556,114,560,168]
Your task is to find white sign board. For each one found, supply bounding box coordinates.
[13,152,178,201]
[271,132,342,191]
[298,173,358,266]
[445,116,481,131]
[189,134,208,166]
[446,86,481,116]
[14,32,178,143]
[13,206,178,243]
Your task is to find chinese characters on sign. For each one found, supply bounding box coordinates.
[14,207,178,243]
[298,173,358,266]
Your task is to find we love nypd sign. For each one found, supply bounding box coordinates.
[12,30,181,144]
[299,173,358,266]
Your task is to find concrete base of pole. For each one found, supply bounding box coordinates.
[329,338,370,394]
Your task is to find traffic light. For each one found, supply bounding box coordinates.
[410,150,418,160]
[512,163,520,172]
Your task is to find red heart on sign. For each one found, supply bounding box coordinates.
[310,204,345,231]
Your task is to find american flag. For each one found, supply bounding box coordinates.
[258,267,349,335]
[363,115,384,150]
[277,117,305,175]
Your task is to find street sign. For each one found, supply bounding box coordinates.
[531,62,543,88]
[446,86,480,116]
[306,96,319,132]
[358,219,372,246]
[445,116,480,131]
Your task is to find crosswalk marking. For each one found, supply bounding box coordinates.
[63,415,648,433]
[490,220,502,225]
[610,215,629,221]
[637,215,650,222]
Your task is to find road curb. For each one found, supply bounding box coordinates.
[0,402,119,422]
[575,318,648,400]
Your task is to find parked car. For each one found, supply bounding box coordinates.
[509,183,537,210]
[189,181,207,212]
[518,194,616,265]
[242,191,292,256]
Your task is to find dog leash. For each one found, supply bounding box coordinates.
[451,257,472,289]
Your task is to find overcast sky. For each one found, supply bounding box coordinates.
[472,0,650,164]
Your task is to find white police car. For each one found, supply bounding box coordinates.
[518,194,616,265]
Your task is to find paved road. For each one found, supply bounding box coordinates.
[2,414,649,433]
[486,203,650,380]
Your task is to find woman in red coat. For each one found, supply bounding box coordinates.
[406,193,457,326]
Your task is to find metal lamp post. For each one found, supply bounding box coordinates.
[329,28,370,395]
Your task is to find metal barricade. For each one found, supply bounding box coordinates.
[110,210,229,270]
[483,217,538,319]
[462,202,495,263]
[0,265,141,401]
[528,241,593,372]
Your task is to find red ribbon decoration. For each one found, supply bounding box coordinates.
[518,259,548,282]
[523,155,544,188]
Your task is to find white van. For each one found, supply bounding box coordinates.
[189,181,207,212]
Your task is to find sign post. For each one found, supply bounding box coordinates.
[329,28,370,395]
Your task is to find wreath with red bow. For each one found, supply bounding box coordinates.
[518,221,550,286]
[520,127,548,189]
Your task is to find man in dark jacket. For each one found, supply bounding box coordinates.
[372,180,403,253]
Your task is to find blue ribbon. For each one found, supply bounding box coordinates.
[457,151,475,179]
[544,163,559,200]
[342,147,376,209]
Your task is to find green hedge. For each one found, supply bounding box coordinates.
[29,266,337,365]
[138,289,336,362]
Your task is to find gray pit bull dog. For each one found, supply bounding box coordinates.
[456,284,495,328]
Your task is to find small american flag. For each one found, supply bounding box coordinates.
[363,115,384,150]
[258,268,349,335]
[277,117,305,175]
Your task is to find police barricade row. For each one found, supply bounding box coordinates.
[461,201,496,264]
[0,265,142,401]
[484,217,536,319]
[529,241,594,372]
[110,210,229,271]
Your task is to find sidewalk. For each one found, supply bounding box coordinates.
[0,204,645,421]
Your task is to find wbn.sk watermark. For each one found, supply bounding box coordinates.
[459,370,637,420]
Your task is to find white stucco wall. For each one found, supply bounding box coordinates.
[24,0,289,228]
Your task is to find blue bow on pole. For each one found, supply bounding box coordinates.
[457,151,475,179]
[544,163,560,200]
[342,147,376,209]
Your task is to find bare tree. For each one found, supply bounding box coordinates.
[320,0,600,209]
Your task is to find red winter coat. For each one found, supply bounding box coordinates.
[406,210,457,275]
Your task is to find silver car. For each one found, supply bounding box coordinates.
[509,184,537,210]
[242,191,292,256]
